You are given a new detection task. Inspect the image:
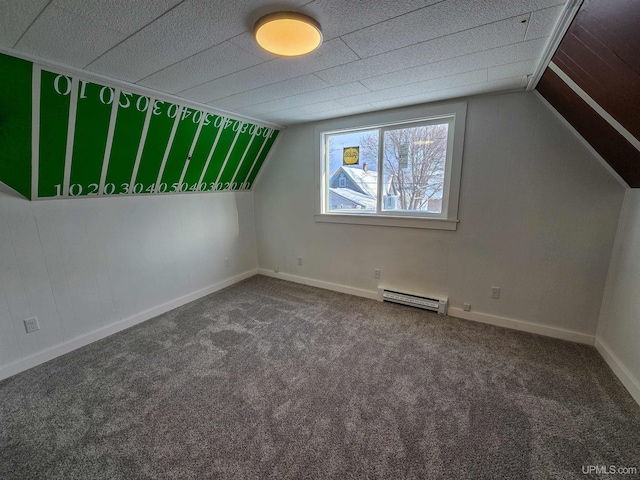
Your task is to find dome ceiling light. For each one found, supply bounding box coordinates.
[254,12,323,57]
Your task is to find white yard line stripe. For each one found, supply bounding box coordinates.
[243,135,270,188]
[230,132,256,187]
[197,117,227,187]
[31,64,41,200]
[549,61,640,152]
[177,111,206,190]
[214,126,242,187]
[98,87,121,195]
[62,77,79,197]
[154,106,184,192]
[128,97,155,193]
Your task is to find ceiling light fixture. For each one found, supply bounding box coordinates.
[254,12,322,57]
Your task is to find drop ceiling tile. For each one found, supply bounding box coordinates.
[209,75,330,111]
[526,4,564,40]
[180,38,358,103]
[52,0,182,36]
[336,69,488,107]
[265,104,376,125]
[488,59,539,80]
[361,37,547,91]
[279,78,526,124]
[238,83,370,116]
[0,0,48,47]
[369,76,524,110]
[15,5,125,68]
[228,32,280,61]
[317,16,528,86]
[303,0,441,40]
[138,41,265,93]
[225,1,440,59]
[342,0,565,58]
[86,0,291,82]
[257,100,346,123]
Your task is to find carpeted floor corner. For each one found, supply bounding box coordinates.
[1,275,639,479]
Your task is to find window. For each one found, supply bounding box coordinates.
[316,102,466,230]
[338,173,347,188]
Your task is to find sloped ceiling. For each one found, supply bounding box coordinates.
[1,0,570,125]
[536,0,640,187]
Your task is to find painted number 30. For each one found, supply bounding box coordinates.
[52,75,212,124]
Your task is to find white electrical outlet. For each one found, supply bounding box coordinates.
[274,266,279,273]
[491,286,501,299]
[24,317,39,333]
[463,303,471,312]
[298,257,303,266]
[374,268,381,279]
[224,258,229,267]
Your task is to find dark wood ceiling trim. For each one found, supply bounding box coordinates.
[548,62,640,153]
[552,0,640,143]
[537,67,640,187]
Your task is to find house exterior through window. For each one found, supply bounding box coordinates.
[316,102,466,230]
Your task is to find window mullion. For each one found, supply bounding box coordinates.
[376,128,383,214]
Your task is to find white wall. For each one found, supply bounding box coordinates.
[254,92,625,340]
[597,190,640,403]
[0,187,257,377]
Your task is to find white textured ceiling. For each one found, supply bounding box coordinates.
[1,0,567,126]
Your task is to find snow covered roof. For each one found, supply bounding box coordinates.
[331,165,383,197]
[329,188,376,210]
[340,166,377,197]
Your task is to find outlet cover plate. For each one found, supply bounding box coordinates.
[24,317,39,333]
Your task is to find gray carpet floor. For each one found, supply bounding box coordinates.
[1,275,639,479]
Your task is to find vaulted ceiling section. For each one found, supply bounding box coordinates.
[536,0,640,187]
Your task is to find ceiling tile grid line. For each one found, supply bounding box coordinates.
[265,69,493,118]
[235,82,372,116]
[320,0,448,42]
[189,13,533,109]
[230,54,539,117]
[215,78,373,114]
[177,5,552,105]
[7,0,51,48]
[82,1,282,82]
[136,39,269,94]
[265,75,526,124]
[178,38,360,104]
[15,4,127,68]
[205,35,547,113]
[333,69,491,108]
[54,0,185,38]
[314,14,530,86]
[353,37,547,91]
[210,75,332,111]
[339,0,564,59]
[174,37,358,99]
[213,35,546,108]
[135,33,251,83]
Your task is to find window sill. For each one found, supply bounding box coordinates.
[314,214,458,230]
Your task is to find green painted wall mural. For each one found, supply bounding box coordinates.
[0,52,279,200]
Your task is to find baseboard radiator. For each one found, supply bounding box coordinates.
[378,287,448,315]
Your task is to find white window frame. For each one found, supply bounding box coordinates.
[315,102,466,231]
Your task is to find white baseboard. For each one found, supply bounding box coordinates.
[257,269,378,300]
[448,308,595,345]
[256,269,595,345]
[595,337,640,406]
[0,269,258,382]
